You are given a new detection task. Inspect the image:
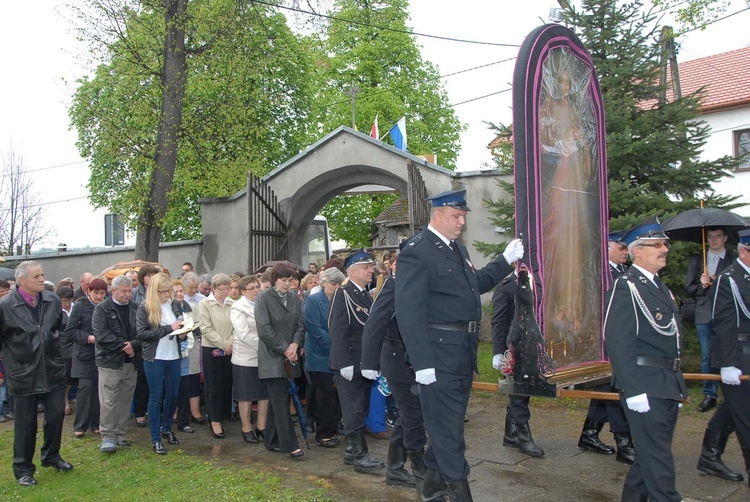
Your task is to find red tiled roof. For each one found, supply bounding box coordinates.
[676,46,750,113]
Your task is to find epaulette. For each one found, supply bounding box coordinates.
[405,234,424,247]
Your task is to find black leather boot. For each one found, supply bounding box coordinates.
[578,417,615,454]
[515,422,544,457]
[343,434,355,465]
[445,479,473,502]
[620,483,648,502]
[408,448,427,495]
[614,432,636,465]
[386,442,415,487]
[352,430,385,472]
[502,414,519,448]
[697,428,744,481]
[421,468,447,501]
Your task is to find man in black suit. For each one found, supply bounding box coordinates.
[697,229,750,484]
[491,271,544,457]
[686,226,737,412]
[329,249,384,473]
[361,252,427,493]
[577,233,635,464]
[395,189,523,502]
[605,219,687,502]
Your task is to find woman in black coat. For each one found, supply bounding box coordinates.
[67,278,109,437]
[254,263,306,459]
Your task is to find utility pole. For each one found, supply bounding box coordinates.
[659,26,682,106]
[345,81,360,129]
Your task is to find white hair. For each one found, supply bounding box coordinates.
[15,260,41,281]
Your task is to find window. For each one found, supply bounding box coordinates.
[735,129,750,171]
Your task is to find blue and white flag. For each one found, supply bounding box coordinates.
[389,116,407,151]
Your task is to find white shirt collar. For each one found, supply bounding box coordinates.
[427,224,452,247]
[631,264,658,286]
[737,258,750,275]
[707,249,726,260]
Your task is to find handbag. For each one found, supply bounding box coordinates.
[680,296,696,322]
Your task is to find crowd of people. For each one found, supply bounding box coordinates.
[1,190,750,501]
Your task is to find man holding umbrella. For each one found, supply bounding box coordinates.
[685,226,736,412]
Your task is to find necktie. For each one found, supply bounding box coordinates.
[654,275,669,297]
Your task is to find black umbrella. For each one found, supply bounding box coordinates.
[284,360,310,450]
[0,268,15,281]
[662,208,750,243]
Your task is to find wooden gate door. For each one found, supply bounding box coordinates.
[248,174,288,273]
[407,161,430,236]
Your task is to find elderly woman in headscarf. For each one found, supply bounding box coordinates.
[254,263,305,459]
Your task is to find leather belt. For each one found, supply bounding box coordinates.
[738,333,750,342]
[384,337,404,348]
[636,356,681,371]
[427,321,480,334]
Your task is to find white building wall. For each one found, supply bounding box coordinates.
[699,107,750,218]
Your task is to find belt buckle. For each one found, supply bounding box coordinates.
[672,358,681,371]
[468,321,478,333]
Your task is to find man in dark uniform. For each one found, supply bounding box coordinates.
[700,228,750,484]
[0,261,74,486]
[605,219,687,502]
[686,226,737,412]
[491,271,544,457]
[362,251,428,493]
[329,249,385,473]
[395,190,523,502]
[577,232,635,464]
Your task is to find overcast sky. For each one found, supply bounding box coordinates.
[1,0,748,250]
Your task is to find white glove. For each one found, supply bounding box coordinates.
[721,366,742,385]
[625,393,650,413]
[415,368,437,385]
[361,369,380,380]
[502,239,524,265]
[492,354,503,370]
[340,366,354,381]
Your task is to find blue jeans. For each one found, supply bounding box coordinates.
[696,323,718,398]
[143,358,182,444]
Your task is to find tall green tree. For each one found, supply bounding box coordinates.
[70,0,317,250]
[310,0,463,246]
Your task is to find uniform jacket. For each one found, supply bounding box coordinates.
[710,260,750,371]
[230,296,261,367]
[92,296,140,370]
[395,229,512,375]
[491,272,516,356]
[303,290,334,374]
[67,297,99,379]
[686,251,736,324]
[0,288,65,396]
[254,288,304,380]
[135,300,184,362]
[328,280,372,372]
[604,268,688,401]
[361,275,414,384]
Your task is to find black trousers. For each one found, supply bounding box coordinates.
[507,394,531,424]
[334,373,371,435]
[264,377,300,453]
[309,371,339,441]
[706,398,736,435]
[202,348,233,423]
[621,395,681,501]
[419,369,472,483]
[389,379,426,452]
[132,370,149,417]
[718,380,750,450]
[72,376,99,433]
[586,384,630,433]
[12,386,66,479]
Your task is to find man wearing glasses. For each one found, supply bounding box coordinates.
[685,227,736,413]
[605,218,687,502]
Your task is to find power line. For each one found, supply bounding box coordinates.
[250,0,520,47]
[0,160,88,178]
[0,196,89,215]
[679,6,750,34]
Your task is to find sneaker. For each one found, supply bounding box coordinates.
[100,440,117,453]
[6,411,15,420]
[377,375,391,396]
[0,415,7,423]
[116,439,132,447]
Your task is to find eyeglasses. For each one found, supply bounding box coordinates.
[215,286,230,292]
[637,242,670,249]
[157,289,172,294]
[243,285,259,291]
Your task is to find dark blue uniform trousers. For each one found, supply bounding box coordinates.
[621,395,681,502]
[418,369,473,482]
[587,384,630,433]
[389,379,427,452]
[334,374,371,435]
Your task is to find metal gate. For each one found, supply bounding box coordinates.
[248,174,288,273]
[407,161,430,236]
